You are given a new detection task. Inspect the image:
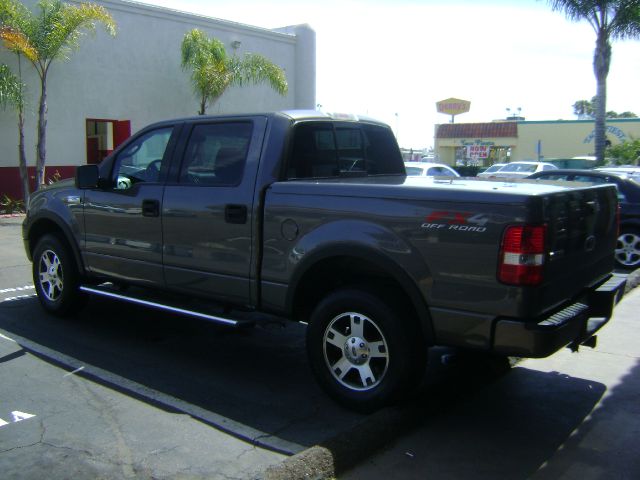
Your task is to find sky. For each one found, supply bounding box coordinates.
[144,0,640,149]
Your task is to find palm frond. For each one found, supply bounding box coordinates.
[0,26,38,61]
[234,53,288,95]
[0,63,24,109]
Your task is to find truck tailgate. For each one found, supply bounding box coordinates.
[519,183,618,319]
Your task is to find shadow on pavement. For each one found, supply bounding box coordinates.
[2,293,630,478]
[0,295,359,454]
[339,354,640,479]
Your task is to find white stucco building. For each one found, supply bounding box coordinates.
[0,0,316,199]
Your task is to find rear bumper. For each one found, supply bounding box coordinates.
[492,274,627,357]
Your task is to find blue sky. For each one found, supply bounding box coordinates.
[145,0,640,148]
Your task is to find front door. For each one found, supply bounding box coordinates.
[83,125,177,286]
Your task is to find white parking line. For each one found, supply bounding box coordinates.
[0,411,37,429]
[0,332,17,343]
[1,285,36,303]
[0,285,34,294]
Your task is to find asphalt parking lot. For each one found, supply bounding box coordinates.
[2,214,639,479]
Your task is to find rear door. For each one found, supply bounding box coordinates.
[162,117,267,306]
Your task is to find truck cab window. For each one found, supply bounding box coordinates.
[112,127,173,189]
[179,122,253,186]
[287,122,404,179]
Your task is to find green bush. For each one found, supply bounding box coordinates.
[0,194,25,214]
[605,138,640,165]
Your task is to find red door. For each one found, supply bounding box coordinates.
[114,120,131,148]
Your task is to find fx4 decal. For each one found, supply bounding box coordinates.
[421,211,489,232]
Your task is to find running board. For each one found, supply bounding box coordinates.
[79,285,246,327]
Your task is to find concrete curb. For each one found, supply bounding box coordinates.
[261,268,640,480]
[625,268,640,292]
[262,405,419,480]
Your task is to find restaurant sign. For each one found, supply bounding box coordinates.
[436,98,471,116]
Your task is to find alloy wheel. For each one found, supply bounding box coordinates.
[323,311,389,392]
[615,232,640,268]
[38,249,64,301]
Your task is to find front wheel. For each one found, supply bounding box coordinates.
[306,287,426,412]
[32,234,86,316]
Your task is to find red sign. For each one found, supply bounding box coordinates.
[467,145,490,158]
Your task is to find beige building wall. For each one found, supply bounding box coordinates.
[516,119,640,161]
[435,118,640,166]
[436,136,516,165]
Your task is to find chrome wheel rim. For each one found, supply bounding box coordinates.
[615,232,640,268]
[323,312,389,392]
[38,249,64,301]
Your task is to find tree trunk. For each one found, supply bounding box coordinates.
[593,31,611,166]
[36,70,48,189]
[18,110,30,208]
[16,55,30,208]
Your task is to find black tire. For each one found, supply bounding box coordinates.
[32,234,86,316]
[306,287,426,412]
[615,228,640,270]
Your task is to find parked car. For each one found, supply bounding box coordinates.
[489,161,558,179]
[528,168,640,270]
[477,163,506,177]
[404,161,460,177]
[595,166,640,179]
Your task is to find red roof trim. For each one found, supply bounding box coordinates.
[436,122,518,139]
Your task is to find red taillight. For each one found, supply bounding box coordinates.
[498,225,547,286]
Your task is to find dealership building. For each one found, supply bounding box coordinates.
[435,118,640,167]
[0,0,315,199]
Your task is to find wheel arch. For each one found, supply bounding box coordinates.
[26,214,86,276]
[287,246,435,345]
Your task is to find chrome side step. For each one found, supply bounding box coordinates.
[79,286,243,327]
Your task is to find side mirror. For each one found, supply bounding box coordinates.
[76,164,99,189]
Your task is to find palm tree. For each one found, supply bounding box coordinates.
[0,0,116,189]
[572,99,594,119]
[548,1,640,165]
[181,28,288,115]
[0,62,29,206]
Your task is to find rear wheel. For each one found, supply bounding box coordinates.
[615,228,640,270]
[32,234,86,316]
[306,287,426,412]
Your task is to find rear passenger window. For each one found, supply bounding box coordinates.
[179,122,252,186]
[574,175,606,184]
[287,122,403,179]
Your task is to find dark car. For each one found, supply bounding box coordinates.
[528,169,640,269]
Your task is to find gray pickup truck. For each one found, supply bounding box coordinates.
[23,110,627,411]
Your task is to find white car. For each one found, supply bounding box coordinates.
[490,161,558,179]
[404,162,460,177]
[477,163,507,177]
